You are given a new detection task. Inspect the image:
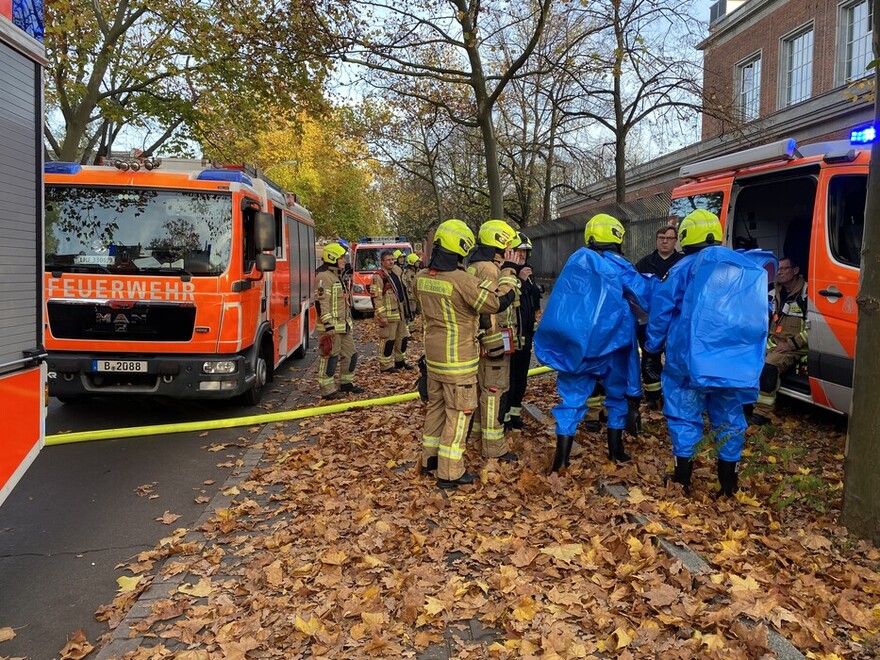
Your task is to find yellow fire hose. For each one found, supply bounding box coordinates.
[45,366,556,446]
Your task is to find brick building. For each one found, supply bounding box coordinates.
[531,0,874,280]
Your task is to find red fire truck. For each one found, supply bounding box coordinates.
[44,159,315,406]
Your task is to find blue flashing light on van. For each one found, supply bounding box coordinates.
[850,125,876,145]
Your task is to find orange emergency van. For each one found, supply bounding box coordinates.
[350,236,413,316]
[669,129,875,415]
[44,158,315,405]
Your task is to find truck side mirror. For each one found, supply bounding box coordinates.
[256,253,276,272]
[255,212,276,252]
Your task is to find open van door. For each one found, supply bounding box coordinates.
[808,169,866,414]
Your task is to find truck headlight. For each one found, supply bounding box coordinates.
[203,361,237,374]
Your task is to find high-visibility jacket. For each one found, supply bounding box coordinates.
[468,257,521,351]
[416,266,518,384]
[315,265,352,333]
[769,276,808,352]
[371,268,405,322]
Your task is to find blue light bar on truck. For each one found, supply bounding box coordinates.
[44,162,82,175]
[196,169,254,186]
[850,125,876,145]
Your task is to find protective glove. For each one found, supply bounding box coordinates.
[319,333,334,358]
[642,351,663,383]
[416,355,428,402]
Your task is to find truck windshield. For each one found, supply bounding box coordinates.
[45,187,233,276]
[668,192,725,226]
[354,248,382,272]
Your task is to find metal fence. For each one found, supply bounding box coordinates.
[526,193,673,283]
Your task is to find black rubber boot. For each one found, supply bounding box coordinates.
[395,360,414,370]
[550,435,574,473]
[497,451,519,463]
[606,428,631,462]
[717,459,739,497]
[340,383,364,393]
[665,456,693,493]
[321,391,344,401]
[625,398,642,435]
[438,472,477,489]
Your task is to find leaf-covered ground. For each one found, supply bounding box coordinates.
[69,322,880,659]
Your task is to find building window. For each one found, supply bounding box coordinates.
[840,0,874,82]
[782,27,813,106]
[737,54,762,121]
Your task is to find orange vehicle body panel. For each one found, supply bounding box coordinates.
[44,164,315,401]
[669,143,870,415]
[0,367,45,505]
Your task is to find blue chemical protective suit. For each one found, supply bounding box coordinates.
[535,248,653,436]
[645,247,775,461]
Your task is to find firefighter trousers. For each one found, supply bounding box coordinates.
[421,375,478,481]
[317,332,357,395]
[378,317,409,371]
[754,350,802,418]
[472,356,510,458]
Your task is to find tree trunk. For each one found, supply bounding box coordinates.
[841,2,880,544]
[476,107,504,219]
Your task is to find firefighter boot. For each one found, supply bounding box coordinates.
[550,435,574,473]
[340,383,365,394]
[625,397,642,435]
[438,472,477,489]
[606,428,631,463]
[717,459,739,498]
[665,457,693,494]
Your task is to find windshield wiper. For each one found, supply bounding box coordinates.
[46,262,112,276]
[138,266,194,281]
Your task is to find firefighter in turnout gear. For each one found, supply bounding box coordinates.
[468,219,522,463]
[392,249,406,276]
[402,252,421,319]
[315,243,363,400]
[417,219,519,488]
[750,257,808,426]
[372,251,412,372]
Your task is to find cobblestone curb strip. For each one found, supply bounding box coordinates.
[523,402,805,660]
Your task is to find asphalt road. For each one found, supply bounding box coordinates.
[0,351,317,660]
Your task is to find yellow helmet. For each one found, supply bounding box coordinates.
[478,219,517,250]
[393,249,404,259]
[406,253,421,266]
[584,213,625,246]
[678,209,722,248]
[434,219,475,257]
[322,242,347,265]
[514,231,532,251]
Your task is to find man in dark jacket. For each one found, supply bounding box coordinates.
[635,225,684,408]
[502,232,542,430]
